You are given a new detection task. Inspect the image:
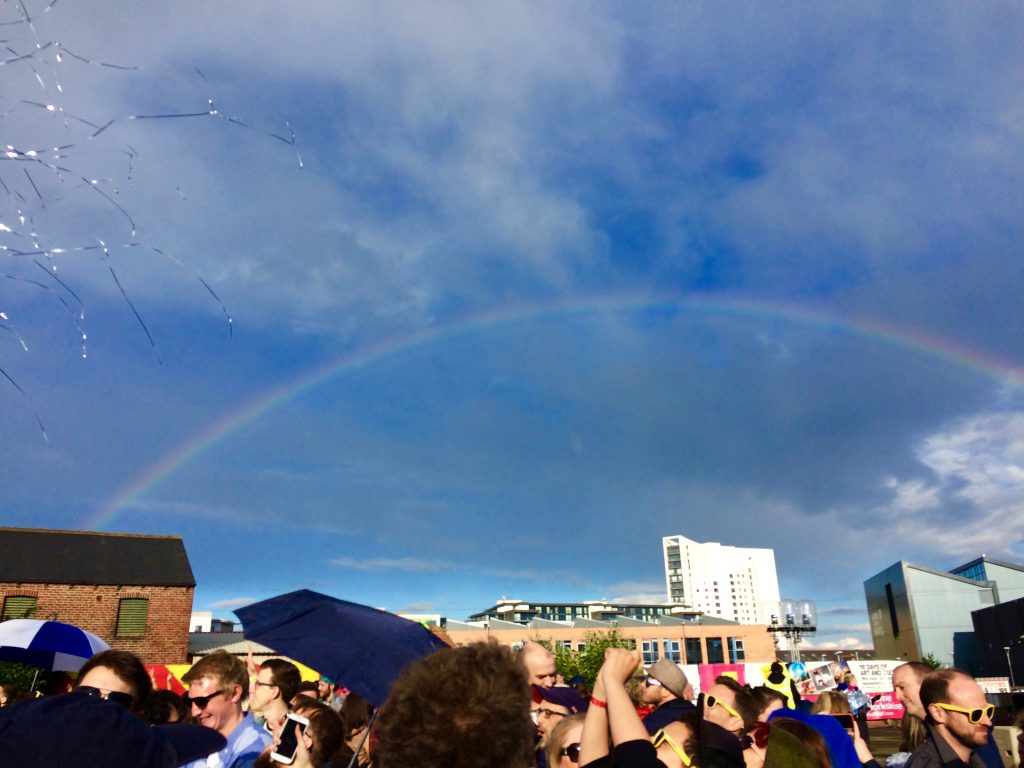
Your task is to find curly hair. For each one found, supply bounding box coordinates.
[74,649,152,711]
[374,642,535,768]
[183,650,249,702]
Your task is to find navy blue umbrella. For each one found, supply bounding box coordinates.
[235,589,450,706]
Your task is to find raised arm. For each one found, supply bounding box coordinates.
[600,647,648,747]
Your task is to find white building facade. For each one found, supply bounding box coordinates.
[663,535,781,624]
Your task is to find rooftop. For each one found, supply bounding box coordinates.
[0,527,195,587]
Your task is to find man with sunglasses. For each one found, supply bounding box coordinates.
[905,669,992,768]
[182,650,271,768]
[641,658,696,735]
[702,676,756,739]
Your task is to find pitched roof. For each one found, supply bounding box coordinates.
[189,632,272,655]
[0,527,195,587]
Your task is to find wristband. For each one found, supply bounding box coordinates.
[590,696,607,709]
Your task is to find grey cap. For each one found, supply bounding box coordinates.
[648,659,688,699]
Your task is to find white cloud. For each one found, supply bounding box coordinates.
[206,596,257,610]
[880,410,1024,559]
[603,580,670,605]
[814,636,867,650]
[330,556,458,573]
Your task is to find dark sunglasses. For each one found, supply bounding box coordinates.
[187,689,227,709]
[559,743,582,763]
[934,703,994,724]
[77,685,133,708]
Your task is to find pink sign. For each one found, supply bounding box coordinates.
[866,691,904,721]
[699,663,746,691]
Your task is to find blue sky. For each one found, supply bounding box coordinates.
[3,1,1024,649]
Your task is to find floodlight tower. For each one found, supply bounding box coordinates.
[765,599,817,662]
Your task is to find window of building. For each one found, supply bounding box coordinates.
[707,637,724,664]
[116,598,149,637]
[1,595,37,620]
[951,562,987,582]
[642,639,659,665]
[884,583,899,637]
[728,637,745,662]
[684,637,703,664]
[663,639,681,662]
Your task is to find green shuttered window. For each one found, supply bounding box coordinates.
[1,596,37,620]
[116,598,149,636]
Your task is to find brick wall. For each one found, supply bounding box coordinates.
[0,582,194,664]
[446,623,778,662]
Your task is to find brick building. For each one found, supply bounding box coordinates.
[442,617,777,664]
[0,527,195,663]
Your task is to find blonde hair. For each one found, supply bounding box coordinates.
[810,690,850,715]
[545,713,585,768]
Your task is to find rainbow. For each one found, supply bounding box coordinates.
[87,292,1024,531]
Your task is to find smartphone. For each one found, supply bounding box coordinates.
[830,713,855,732]
[271,713,310,765]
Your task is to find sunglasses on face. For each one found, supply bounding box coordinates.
[705,693,741,719]
[77,686,133,708]
[653,728,692,767]
[188,689,227,709]
[934,703,995,724]
[644,676,662,687]
[559,743,582,763]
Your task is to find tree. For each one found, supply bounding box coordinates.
[533,629,636,686]
[0,661,52,693]
[921,653,944,670]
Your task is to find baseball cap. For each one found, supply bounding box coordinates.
[648,659,689,699]
[531,684,589,714]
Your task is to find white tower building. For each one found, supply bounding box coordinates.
[662,535,781,624]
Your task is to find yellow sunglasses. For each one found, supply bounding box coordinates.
[652,728,692,767]
[934,703,994,724]
[706,693,741,719]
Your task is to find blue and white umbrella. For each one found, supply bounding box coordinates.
[0,618,110,672]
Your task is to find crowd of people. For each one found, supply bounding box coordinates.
[0,642,1021,768]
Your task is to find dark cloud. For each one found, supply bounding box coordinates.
[3,1,1023,644]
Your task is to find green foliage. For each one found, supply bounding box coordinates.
[921,653,944,670]
[0,661,47,692]
[533,629,636,686]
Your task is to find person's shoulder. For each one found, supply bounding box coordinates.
[904,739,938,768]
[613,739,665,768]
[667,698,696,711]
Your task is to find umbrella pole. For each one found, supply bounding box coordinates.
[29,668,39,693]
[347,710,378,768]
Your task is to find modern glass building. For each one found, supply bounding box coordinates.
[863,555,1024,671]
